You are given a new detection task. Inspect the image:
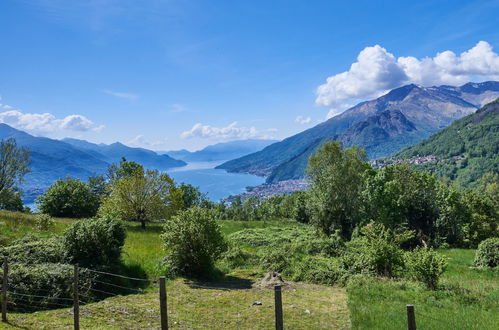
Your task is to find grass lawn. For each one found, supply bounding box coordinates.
[347,249,499,329]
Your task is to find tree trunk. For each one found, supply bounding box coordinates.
[140,219,146,229]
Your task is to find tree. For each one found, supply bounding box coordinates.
[307,141,371,238]
[0,188,24,212]
[37,177,100,218]
[106,157,144,182]
[161,207,227,277]
[176,183,208,209]
[0,138,30,209]
[99,167,181,228]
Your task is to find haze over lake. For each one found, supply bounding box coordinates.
[166,161,265,201]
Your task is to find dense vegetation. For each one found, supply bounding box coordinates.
[393,98,499,187]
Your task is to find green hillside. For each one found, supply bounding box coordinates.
[393,98,499,187]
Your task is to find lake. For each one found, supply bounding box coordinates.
[166,161,265,202]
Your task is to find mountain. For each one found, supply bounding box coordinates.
[390,98,499,187]
[0,125,186,203]
[62,138,186,170]
[217,81,499,183]
[163,139,278,162]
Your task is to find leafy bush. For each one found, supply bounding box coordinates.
[304,231,345,257]
[0,236,66,264]
[63,217,126,269]
[404,247,447,290]
[0,263,94,312]
[221,245,258,268]
[341,223,407,277]
[161,207,227,277]
[291,256,347,286]
[260,248,290,273]
[473,238,499,268]
[36,177,99,218]
[34,213,55,230]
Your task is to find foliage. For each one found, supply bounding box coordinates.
[291,256,347,286]
[341,223,410,277]
[259,247,290,273]
[473,238,499,268]
[161,207,227,277]
[404,247,447,290]
[221,244,258,268]
[34,213,55,231]
[176,183,209,209]
[63,216,126,269]
[0,236,66,264]
[0,188,24,212]
[0,263,93,312]
[303,232,345,257]
[0,138,30,196]
[36,177,100,218]
[100,167,180,228]
[228,226,316,248]
[292,191,309,223]
[461,190,499,248]
[307,141,372,238]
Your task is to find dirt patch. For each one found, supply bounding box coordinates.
[252,272,286,289]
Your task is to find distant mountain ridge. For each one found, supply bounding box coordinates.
[0,125,186,203]
[390,98,499,187]
[217,81,499,183]
[163,139,278,162]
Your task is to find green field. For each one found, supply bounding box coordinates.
[1,211,497,329]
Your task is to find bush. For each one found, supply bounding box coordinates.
[63,217,126,269]
[404,247,447,290]
[161,207,227,277]
[36,177,99,218]
[0,236,66,264]
[473,238,499,268]
[291,256,347,286]
[341,223,406,277]
[304,231,345,257]
[35,213,55,230]
[0,263,94,312]
[221,245,258,268]
[260,248,290,273]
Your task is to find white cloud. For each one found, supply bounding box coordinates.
[0,106,104,135]
[295,116,311,124]
[316,41,499,110]
[181,122,275,140]
[103,90,139,101]
[127,135,167,149]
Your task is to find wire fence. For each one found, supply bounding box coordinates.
[1,257,468,329]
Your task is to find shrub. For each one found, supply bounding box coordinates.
[0,236,66,264]
[221,245,258,268]
[36,177,99,218]
[63,217,126,269]
[291,256,347,286]
[0,263,93,312]
[404,247,447,290]
[473,238,499,268]
[260,248,290,273]
[34,213,55,230]
[341,223,406,277]
[161,207,227,277]
[305,231,345,257]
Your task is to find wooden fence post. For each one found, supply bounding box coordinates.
[1,257,7,323]
[73,264,80,330]
[274,285,283,330]
[159,276,168,330]
[406,304,416,330]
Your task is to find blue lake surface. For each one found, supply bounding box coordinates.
[166,161,265,202]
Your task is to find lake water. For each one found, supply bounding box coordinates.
[166,161,265,202]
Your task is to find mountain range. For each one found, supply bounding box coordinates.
[217,81,499,183]
[391,98,498,187]
[163,139,278,162]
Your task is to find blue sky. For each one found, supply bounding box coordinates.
[1,0,498,150]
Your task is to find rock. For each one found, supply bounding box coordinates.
[252,301,263,306]
[304,309,311,314]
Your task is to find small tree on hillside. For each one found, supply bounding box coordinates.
[0,138,30,209]
[37,177,100,218]
[99,167,181,228]
[307,141,372,239]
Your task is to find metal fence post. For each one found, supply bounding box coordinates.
[1,257,7,323]
[407,304,416,330]
[73,264,80,330]
[159,276,168,330]
[274,285,283,330]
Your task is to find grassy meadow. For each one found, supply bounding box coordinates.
[0,210,498,329]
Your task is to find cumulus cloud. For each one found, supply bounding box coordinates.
[295,116,311,124]
[0,106,104,135]
[127,135,167,149]
[103,90,139,101]
[181,122,275,140]
[316,41,499,109]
